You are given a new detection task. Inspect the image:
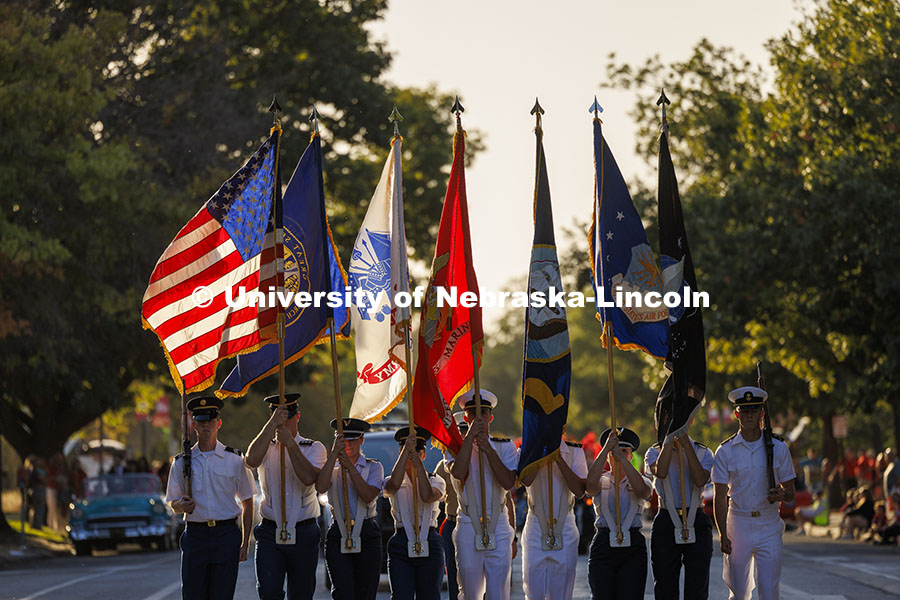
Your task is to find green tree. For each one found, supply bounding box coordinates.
[0,0,480,475]
[605,0,900,463]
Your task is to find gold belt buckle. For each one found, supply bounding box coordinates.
[207,520,216,527]
[751,510,760,517]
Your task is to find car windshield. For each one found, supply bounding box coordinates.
[362,435,444,473]
[83,474,161,498]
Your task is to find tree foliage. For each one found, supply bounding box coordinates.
[0,1,480,464]
[605,0,900,449]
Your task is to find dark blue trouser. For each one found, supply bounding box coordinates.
[387,527,444,600]
[180,521,241,600]
[439,518,458,600]
[588,527,647,600]
[255,518,321,600]
[650,510,713,600]
[325,518,382,600]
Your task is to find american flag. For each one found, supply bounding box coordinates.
[142,133,279,395]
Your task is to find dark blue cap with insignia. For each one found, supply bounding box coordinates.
[187,396,223,421]
[728,386,768,408]
[394,426,431,450]
[330,418,370,440]
[599,427,641,453]
[264,393,300,417]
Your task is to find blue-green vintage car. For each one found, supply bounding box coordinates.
[67,473,180,556]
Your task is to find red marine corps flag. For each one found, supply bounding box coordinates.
[411,98,483,455]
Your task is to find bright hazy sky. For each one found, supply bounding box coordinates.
[369,0,802,328]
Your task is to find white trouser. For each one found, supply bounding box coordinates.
[521,513,578,600]
[724,512,785,600]
[453,514,514,600]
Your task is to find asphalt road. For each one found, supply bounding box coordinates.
[2,529,898,600]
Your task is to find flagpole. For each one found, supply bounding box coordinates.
[308,106,353,549]
[267,97,292,543]
[531,98,557,547]
[604,322,623,544]
[453,97,489,550]
[677,443,690,540]
[390,107,423,556]
[592,96,624,545]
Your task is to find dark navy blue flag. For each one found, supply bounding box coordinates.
[517,124,571,481]
[590,119,668,359]
[655,129,705,444]
[218,135,350,397]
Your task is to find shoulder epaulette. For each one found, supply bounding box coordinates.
[428,472,436,478]
[720,433,738,445]
[771,433,785,442]
[174,453,184,461]
[695,441,709,449]
[366,457,378,463]
[298,439,314,446]
[651,442,662,449]
[565,441,583,448]
[490,436,511,442]
[225,446,243,456]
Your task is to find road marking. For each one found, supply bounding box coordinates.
[139,580,181,600]
[19,568,123,600]
[786,551,900,583]
[16,555,176,600]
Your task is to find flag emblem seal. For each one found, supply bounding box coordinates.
[282,227,311,326]
[349,228,391,322]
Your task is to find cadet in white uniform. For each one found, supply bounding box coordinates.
[712,387,796,600]
[166,396,255,600]
[585,427,652,600]
[383,426,446,600]
[519,439,588,600]
[315,418,384,600]
[446,390,519,600]
[645,431,714,600]
[245,393,327,600]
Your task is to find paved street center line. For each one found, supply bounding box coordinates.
[17,555,175,600]
[139,580,182,600]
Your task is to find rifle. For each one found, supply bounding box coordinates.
[181,388,193,512]
[756,361,777,502]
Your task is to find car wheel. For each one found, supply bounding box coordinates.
[74,541,92,556]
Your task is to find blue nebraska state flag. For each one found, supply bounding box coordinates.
[218,134,350,397]
[589,118,668,359]
[517,121,571,481]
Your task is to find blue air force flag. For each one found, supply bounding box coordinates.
[217,135,350,397]
[348,137,409,422]
[517,124,572,481]
[589,118,668,359]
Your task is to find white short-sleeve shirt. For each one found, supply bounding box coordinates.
[444,437,519,523]
[711,432,796,512]
[525,441,589,518]
[592,470,652,529]
[327,453,384,519]
[383,472,447,529]
[257,435,327,522]
[645,439,714,509]
[166,441,255,522]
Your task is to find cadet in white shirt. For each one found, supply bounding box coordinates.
[519,439,587,600]
[245,393,327,600]
[645,428,714,600]
[166,396,255,600]
[712,387,796,600]
[446,390,519,600]
[383,427,446,600]
[315,417,384,600]
[585,427,652,600]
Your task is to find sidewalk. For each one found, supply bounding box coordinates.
[1,514,71,569]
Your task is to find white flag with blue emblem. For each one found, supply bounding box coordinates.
[347,138,409,422]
